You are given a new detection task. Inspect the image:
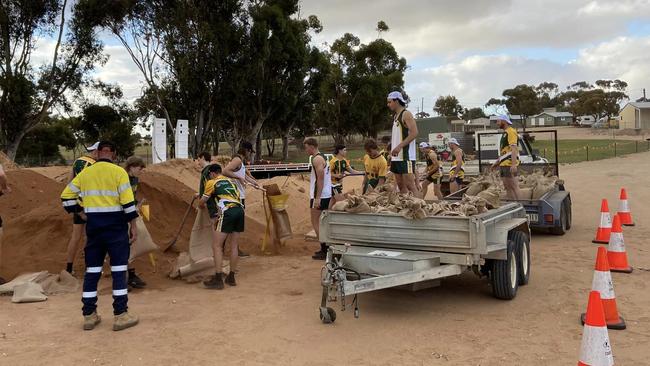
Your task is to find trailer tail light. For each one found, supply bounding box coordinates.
[544,214,554,223]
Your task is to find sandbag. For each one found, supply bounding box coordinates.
[267,193,292,241]
[0,271,49,295]
[519,187,534,200]
[189,207,215,262]
[466,182,485,196]
[532,182,554,200]
[477,188,501,208]
[11,282,47,303]
[129,217,159,263]
[331,200,348,211]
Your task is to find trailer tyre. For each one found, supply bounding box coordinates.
[491,241,519,300]
[509,231,530,286]
[320,307,337,324]
[551,201,569,235]
[565,199,572,230]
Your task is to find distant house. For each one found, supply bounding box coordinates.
[489,115,524,128]
[528,111,573,127]
[451,118,491,132]
[619,102,650,130]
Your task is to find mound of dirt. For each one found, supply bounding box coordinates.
[0,169,65,219]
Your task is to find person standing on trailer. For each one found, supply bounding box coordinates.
[448,138,465,193]
[223,141,261,257]
[303,138,332,260]
[418,142,443,199]
[65,142,99,274]
[387,90,419,195]
[491,115,522,200]
[60,141,139,331]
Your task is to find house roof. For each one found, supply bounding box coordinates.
[627,102,650,109]
[533,111,573,118]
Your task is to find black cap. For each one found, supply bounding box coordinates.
[97,141,116,152]
[241,141,255,153]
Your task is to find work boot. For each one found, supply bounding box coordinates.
[225,271,236,286]
[237,249,250,258]
[113,312,139,331]
[127,271,147,289]
[83,312,101,331]
[203,273,224,290]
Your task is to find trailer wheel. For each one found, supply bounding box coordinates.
[319,307,337,324]
[565,199,572,230]
[491,241,519,300]
[509,231,530,286]
[550,201,568,235]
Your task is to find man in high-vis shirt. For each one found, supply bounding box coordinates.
[491,115,522,200]
[65,142,99,274]
[61,141,139,331]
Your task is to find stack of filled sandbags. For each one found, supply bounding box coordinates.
[466,170,559,201]
[331,185,493,219]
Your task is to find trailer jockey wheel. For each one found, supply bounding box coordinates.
[320,307,337,324]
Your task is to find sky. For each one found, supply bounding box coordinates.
[33,0,650,116]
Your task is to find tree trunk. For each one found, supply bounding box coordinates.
[5,130,26,161]
[282,132,290,161]
[266,137,275,157]
[255,132,262,162]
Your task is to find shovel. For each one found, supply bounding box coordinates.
[162,196,197,253]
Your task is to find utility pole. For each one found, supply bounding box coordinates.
[421,97,424,115]
[644,88,647,100]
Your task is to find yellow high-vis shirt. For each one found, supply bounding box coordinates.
[499,127,520,167]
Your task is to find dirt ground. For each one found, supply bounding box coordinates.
[1,152,649,365]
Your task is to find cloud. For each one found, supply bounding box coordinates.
[94,45,146,103]
[404,35,650,112]
[302,0,650,59]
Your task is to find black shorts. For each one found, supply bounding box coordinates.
[500,166,519,178]
[426,175,442,184]
[310,197,331,211]
[215,206,245,233]
[452,176,463,185]
[73,212,87,225]
[390,160,416,175]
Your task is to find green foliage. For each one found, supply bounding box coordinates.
[80,104,138,160]
[462,107,486,120]
[15,117,76,165]
[434,95,463,117]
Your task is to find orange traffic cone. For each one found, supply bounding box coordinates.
[581,246,626,330]
[592,199,612,244]
[608,214,633,274]
[617,188,634,226]
[578,291,614,366]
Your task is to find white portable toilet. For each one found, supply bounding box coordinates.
[175,119,189,159]
[151,117,167,164]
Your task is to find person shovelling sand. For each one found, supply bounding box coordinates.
[199,164,245,289]
[60,141,139,332]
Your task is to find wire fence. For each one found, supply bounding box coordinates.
[536,140,650,164]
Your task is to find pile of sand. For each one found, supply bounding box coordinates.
[0,170,65,218]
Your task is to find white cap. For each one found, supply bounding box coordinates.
[497,114,513,125]
[86,142,100,152]
[387,91,407,104]
[419,142,430,148]
[448,138,460,146]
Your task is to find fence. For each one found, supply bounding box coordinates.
[538,140,650,164]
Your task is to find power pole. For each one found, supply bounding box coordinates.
[421,97,424,115]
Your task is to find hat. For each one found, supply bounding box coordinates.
[240,141,255,153]
[419,142,430,148]
[497,114,513,125]
[97,141,116,151]
[448,138,460,146]
[387,91,407,104]
[85,142,100,152]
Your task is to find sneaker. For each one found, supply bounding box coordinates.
[203,273,224,290]
[113,312,139,331]
[311,250,327,260]
[127,272,147,289]
[83,312,101,331]
[237,249,250,258]
[225,272,236,286]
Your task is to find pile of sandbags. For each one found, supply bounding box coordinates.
[465,170,560,201]
[331,185,493,219]
[518,170,560,200]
